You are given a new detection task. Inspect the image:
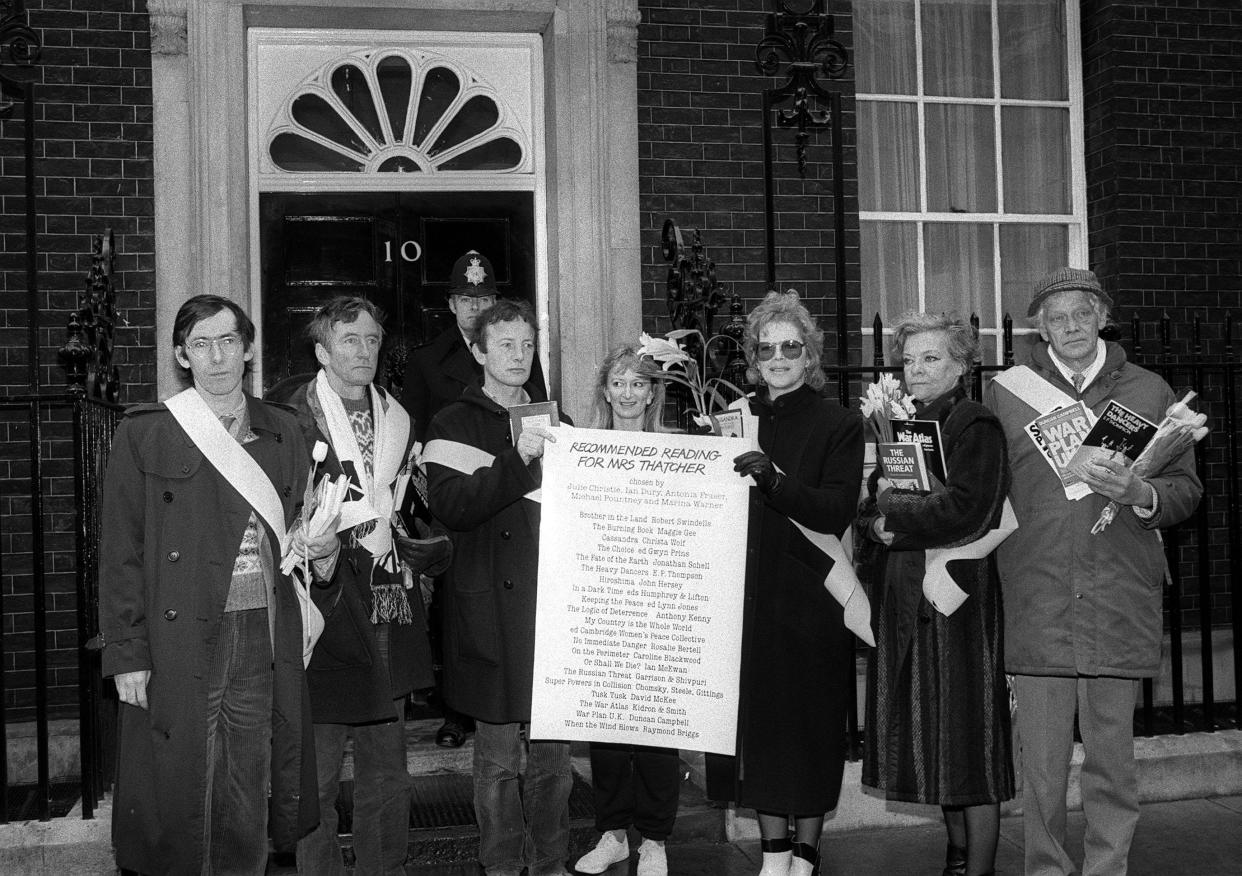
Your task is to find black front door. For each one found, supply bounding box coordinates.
[259,190,536,395]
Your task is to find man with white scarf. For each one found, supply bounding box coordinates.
[288,296,452,875]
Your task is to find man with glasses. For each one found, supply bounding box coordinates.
[98,295,332,874]
[987,268,1203,876]
[402,249,548,748]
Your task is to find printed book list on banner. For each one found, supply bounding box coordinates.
[532,426,750,754]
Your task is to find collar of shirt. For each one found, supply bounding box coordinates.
[1049,338,1107,391]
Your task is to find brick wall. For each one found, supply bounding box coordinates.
[636,0,861,371]
[1,0,154,718]
[1081,0,1242,628]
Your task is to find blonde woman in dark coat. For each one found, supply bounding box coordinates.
[707,291,864,876]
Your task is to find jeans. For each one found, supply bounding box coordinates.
[473,720,572,876]
[202,608,273,876]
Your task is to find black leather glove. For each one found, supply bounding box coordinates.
[396,534,453,577]
[732,450,783,494]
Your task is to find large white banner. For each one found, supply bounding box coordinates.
[532,426,750,754]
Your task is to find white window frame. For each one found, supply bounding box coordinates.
[857,0,1088,362]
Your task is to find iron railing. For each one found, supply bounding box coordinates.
[0,392,122,822]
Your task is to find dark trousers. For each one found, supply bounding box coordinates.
[588,743,680,841]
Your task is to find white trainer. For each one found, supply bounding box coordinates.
[574,831,630,874]
[636,838,668,876]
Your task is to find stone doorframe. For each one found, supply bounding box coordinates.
[147,0,642,421]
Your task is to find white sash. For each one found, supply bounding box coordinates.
[422,438,543,503]
[993,364,1093,501]
[922,498,1018,616]
[164,388,322,666]
[314,371,411,572]
[991,365,1076,416]
[728,397,875,647]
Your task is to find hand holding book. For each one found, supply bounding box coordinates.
[1088,391,1208,534]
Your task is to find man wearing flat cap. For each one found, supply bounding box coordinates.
[986,268,1202,876]
[402,249,548,748]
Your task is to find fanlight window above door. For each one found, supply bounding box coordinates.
[265,49,528,174]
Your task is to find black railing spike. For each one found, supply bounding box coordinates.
[1001,313,1014,366]
[1193,313,1202,357]
[1160,312,1172,360]
[1131,315,1142,360]
[871,313,884,368]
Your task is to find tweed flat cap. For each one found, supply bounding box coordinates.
[1028,267,1113,317]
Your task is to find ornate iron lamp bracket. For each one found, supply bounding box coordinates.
[61,230,123,401]
[662,218,725,338]
[753,0,848,177]
[0,0,41,115]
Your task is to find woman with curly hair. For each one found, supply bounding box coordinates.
[858,312,1014,876]
[707,291,864,876]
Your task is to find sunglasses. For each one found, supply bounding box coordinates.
[756,340,806,361]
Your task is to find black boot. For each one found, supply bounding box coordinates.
[791,840,819,876]
[943,843,967,876]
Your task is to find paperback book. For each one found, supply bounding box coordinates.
[892,418,947,488]
[509,400,560,445]
[877,441,932,491]
[1068,400,1158,473]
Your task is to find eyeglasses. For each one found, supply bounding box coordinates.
[185,335,242,357]
[452,294,497,310]
[756,340,806,361]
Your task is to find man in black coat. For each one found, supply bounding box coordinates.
[424,299,571,876]
[402,249,547,748]
[290,296,452,875]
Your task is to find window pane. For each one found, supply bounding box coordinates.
[430,95,499,157]
[999,0,1067,100]
[331,64,384,145]
[1002,107,1070,213]
[858,102,920,211]
[291,93,369,155]
[999,224,1068,320]
[438,137,523,171]
[926,104,996,212]
[376,56,413,142]
[925,223,993,322]
[854,0,916,95]
[269,133,365,173]
[861,221,918,327]
[412,67,461,149]
[923,0,993,98]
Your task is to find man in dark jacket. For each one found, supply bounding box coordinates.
[424,299,571,876]
[987,268,1203,876]
[289,296,452,875]
[99,295,333,875]
[402,249,547,748]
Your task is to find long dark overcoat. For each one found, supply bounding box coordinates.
[98,397,319,875]
[424,384,551,724]
[402,327,547,442]
[287,379,436,724]
[707,384,864,814]
[858,389,1015,806]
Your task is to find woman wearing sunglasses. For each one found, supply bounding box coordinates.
[857,312,1013,876]
[574,343,678,876]
[707,290,864,876]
